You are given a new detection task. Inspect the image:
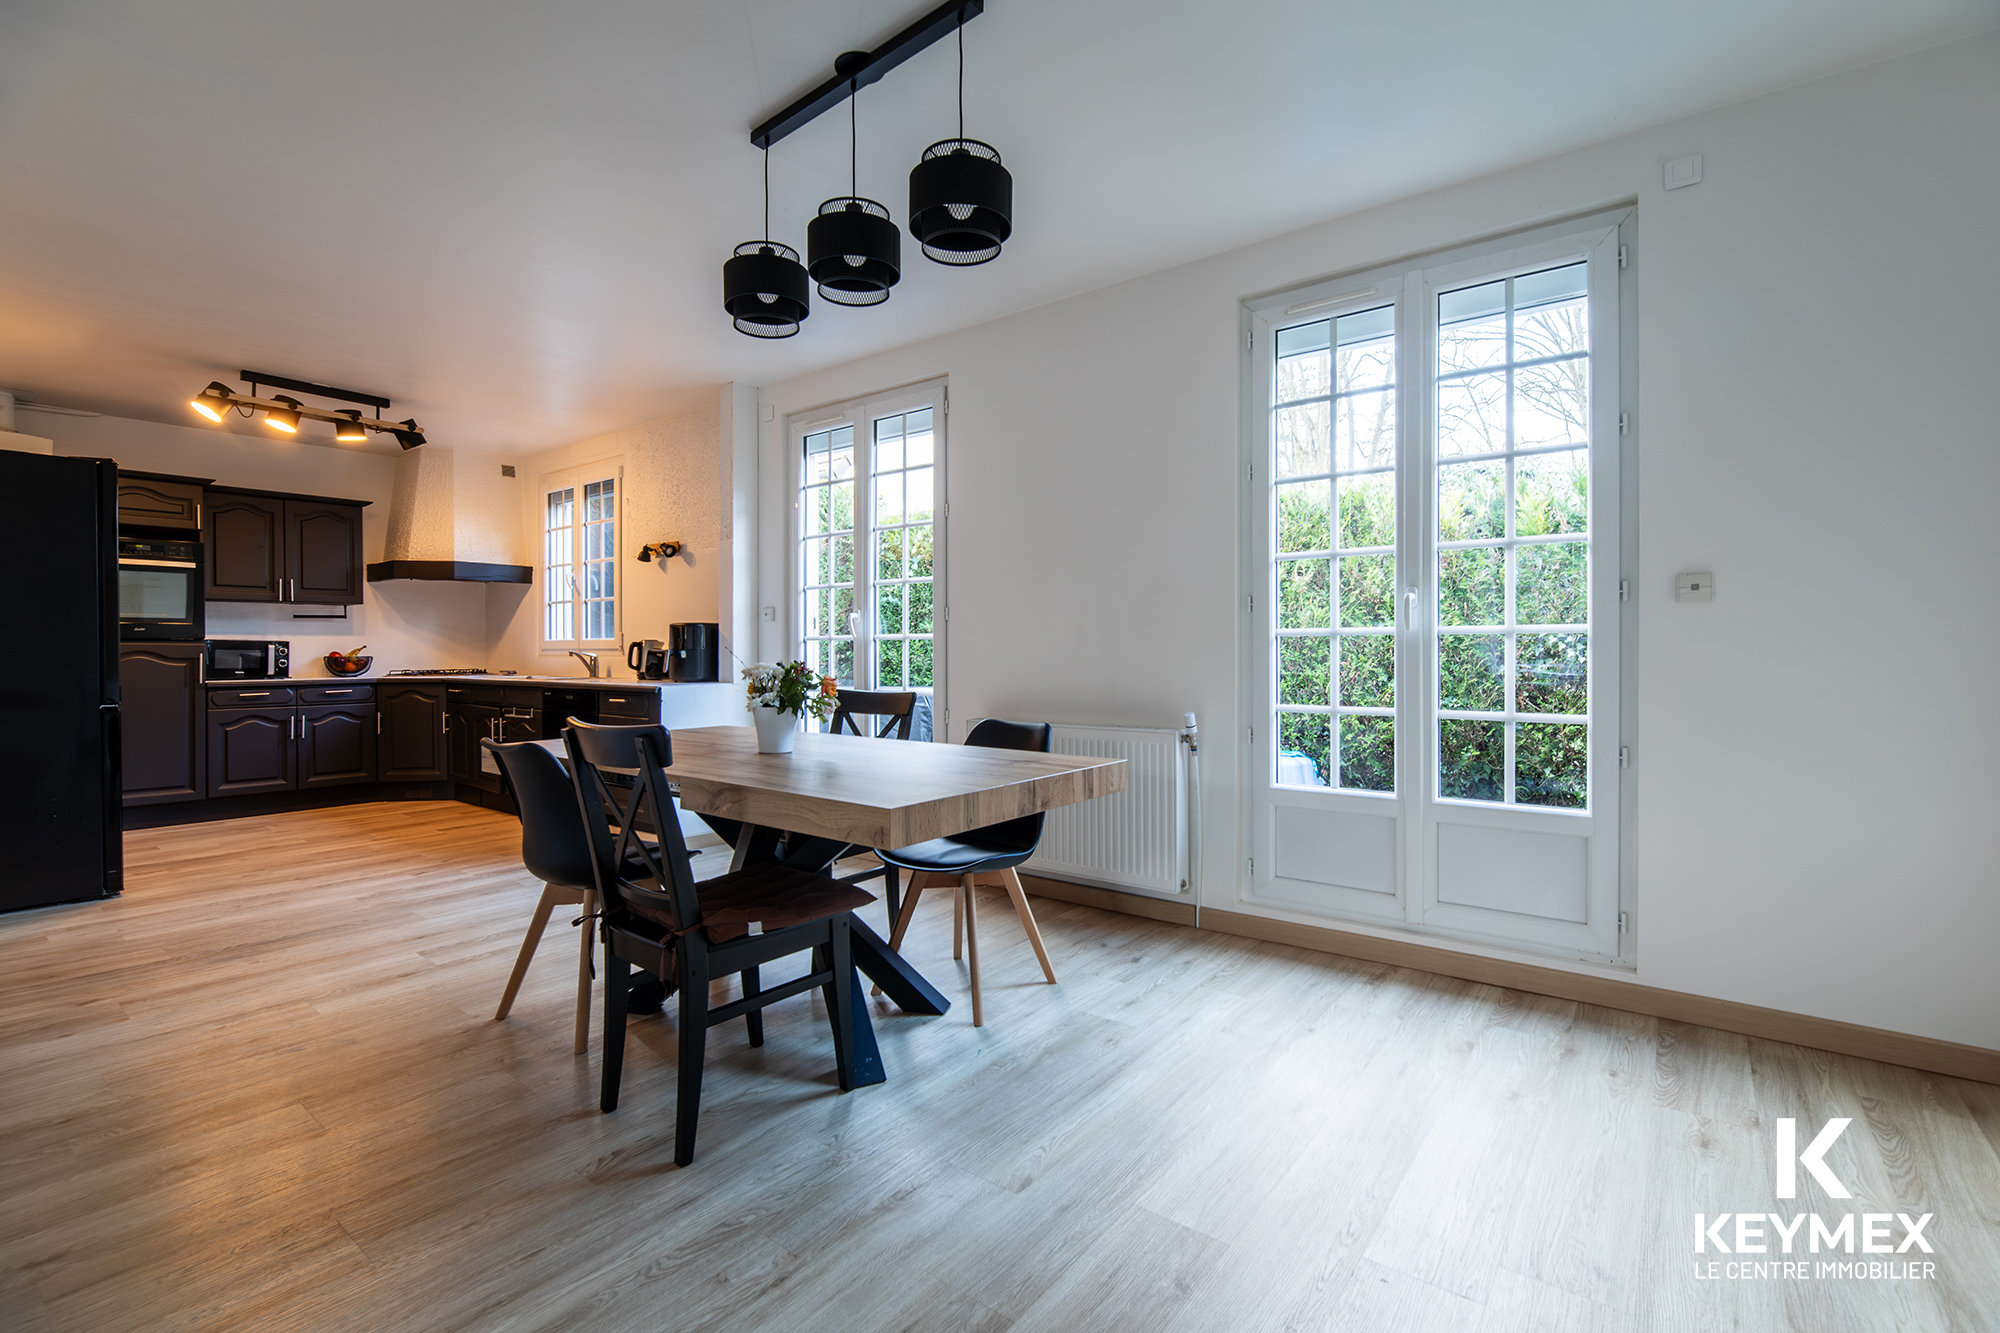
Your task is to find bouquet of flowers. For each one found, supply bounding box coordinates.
[742,660,838,723]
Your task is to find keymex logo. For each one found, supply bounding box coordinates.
[1689,1116,1937,1284]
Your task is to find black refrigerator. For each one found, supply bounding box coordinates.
[0,452,123,910]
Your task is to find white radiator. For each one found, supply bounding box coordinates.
[1020,723,1190,898]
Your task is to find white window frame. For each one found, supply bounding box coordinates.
[1241,209,1637,965]
[539,461,623,653]
[786,379,948,738]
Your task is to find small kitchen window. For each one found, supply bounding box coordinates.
[542,467,620,649]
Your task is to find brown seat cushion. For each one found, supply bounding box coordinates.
[621,863,874,943]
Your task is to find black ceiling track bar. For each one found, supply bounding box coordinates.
[239,369,391,413]
[749,0,984,150]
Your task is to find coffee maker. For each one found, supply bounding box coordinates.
[668,623,719,682]
[626,639,668,680]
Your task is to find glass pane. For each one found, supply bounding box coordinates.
[1278,559,1330,629]
[546,487,574,527]
[1514,362,1589,451]
[834,639,854,685]
[1438,547,1504,626]
[1278,636,1330,707]
[1277,343,1331,403]
[803,486,828,537]
[804,588,829,637]
[830,534,853,584]
[1438,281,1507,373]
[874,421,904,472]
[1440,719,1504,802]
[1277,482,1330,554]
[877,473,904,526]
[1517,723,1587,807]
[878,638,904,689]
[908,580,933,634]
[907,525,934,578]
[878,583,905,636]
[906,421,934,466]
[1514,450,1588,536]
[1339,715,1395,793]
[1338,554,1394,627]
[1338,634,1394,708]
[1277,712,1331,788]
[584,563,606,599]
[832,584,854,629]
[1336,333,1395,394]
[1337,473,1394,550]
[1516,301,1586,361]
[1438,373,1507,458]
[909,637,934,687]
[1277,320,1330,359]
[1438,461,1505,541]
[806,438,833,484]
[808,639,833,677]
[827,481,853,532]
[803,537,828,586]
[585,600,611,641]
[1335,389,1396,472]
[1439,634,1505,711]
[1518,542,1586,625]
[907,467,934,522]
[1276,402,1331,478]
[1517,634,1588,716]
[876,526,904,581]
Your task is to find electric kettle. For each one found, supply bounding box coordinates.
[626,639,668,680]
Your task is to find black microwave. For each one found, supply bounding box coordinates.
[206,639,289,680]
[118,537,205,641]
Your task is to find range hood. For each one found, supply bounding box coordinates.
[367,448,531,584]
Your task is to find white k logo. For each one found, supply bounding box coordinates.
[1775,1118,1852,1199]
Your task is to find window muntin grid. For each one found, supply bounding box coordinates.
[871,408,935,691]
[544,476,618,645]
[800,425,856,684]
[1272,303,1397,793]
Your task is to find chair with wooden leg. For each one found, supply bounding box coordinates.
[483,738,604,1053]
[874,719,1059,1027]
[824,689,919,925]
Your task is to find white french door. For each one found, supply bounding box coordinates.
[791,380,948,735]
[1245,212,1631,963]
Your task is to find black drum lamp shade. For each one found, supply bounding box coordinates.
[909,139,1011,265]
[807,198,901,305]
[724,241,811,338]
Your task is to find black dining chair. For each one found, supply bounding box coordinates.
[875,719,1059,1027]
[483,738,602,1053]
[563,719,879,1166]
[829,689,918,739]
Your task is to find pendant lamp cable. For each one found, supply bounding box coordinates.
[762,146,770,240]
[850,79,858,196]
[957,21,964,140]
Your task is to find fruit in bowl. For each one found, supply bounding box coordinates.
[325,646,373,676]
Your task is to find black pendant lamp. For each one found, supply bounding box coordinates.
[807,60,900,306]
[909,24,1011,266]
[723,149,810,338]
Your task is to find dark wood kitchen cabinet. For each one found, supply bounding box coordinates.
[377,683,448,782]
[207,706,295,798]
[203,487,367,605]
[206,685,378,797]
[446,701,505,794]
[299,703,377,789]
[117,472,209,534]
[119,644,205,805]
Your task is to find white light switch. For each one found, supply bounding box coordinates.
[1664,154,1703,190]
[1675,571,1715,603]
[761,605,777,622]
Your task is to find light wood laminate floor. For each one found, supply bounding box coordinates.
[3,801,1996,1333]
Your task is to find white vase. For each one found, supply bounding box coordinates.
[751,704,797,754]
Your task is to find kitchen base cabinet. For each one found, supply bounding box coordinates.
[207,708,295,798]
[120,644,205,805]
[300,704,377,788]
[378,684,447,781]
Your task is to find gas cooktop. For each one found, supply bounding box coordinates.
[383,668,519,677]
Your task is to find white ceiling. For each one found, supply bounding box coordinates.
[1,0,1991,455]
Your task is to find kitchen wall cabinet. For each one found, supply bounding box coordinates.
[116,472,208,534]
[203,487,367,605]
[120,644,204,805]
[377,684,448,782]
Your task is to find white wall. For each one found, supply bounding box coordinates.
[45,413,488,675]
[753,34,2000,1049]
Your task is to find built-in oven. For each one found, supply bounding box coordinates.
[204,639,289,681]
[117,536,205,641]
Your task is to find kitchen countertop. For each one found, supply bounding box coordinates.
[227,675,730,690]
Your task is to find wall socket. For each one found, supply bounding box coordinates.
[1675,571,1715,602]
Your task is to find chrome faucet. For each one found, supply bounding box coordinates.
[568,650,601,679]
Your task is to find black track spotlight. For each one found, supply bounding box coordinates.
[724,147,811,339]
[264,395,302,433]
[332,409,368,443]
[189,381,236,423]
[807,69,900,306]
[807,198,900,305]
[391,418,426,450]
[909,23,1010,266]
[909,140,1011,265]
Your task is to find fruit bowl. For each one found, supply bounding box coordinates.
[325,654,373,676]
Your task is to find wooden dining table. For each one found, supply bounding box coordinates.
[537,725,1127,1085]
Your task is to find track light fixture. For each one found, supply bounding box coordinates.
[264,395,303,433]
[909,24,1011,266]
[723,149,810,338]
[807,61,900,306]
[183,371,426,447]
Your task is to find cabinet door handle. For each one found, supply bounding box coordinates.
[376,713,382,735]
[324,688,351,695]
[239,692,270,698]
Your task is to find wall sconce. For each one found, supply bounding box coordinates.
[637,541,683,563]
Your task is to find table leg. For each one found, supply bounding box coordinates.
[848,916,950,1016]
